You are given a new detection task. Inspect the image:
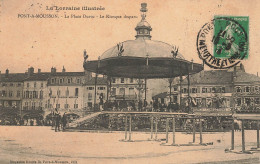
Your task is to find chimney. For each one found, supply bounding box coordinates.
[257,72,259,77]
[28,67,34,76]
[51,67,56,74]
[38,69,41,73]
[62,66,66,73]
[5,69,9,78]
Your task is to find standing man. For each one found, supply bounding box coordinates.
[62,112,67,131]
[55,108,61,132]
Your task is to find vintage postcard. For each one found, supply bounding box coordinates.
[0,0,260,163]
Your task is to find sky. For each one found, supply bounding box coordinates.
[0,0,260,75]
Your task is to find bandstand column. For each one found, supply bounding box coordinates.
[151,116,154,139]
[94,73,97,111]
[193,118,196,143]
[241,120,245,153]
[125,115,128,140]
[155,117,158,140]
[166,118,169,143]
[257,120,259,148]
[199,119,203,144]
[172,117,176,145]
[129,115,132,141]
[231,119,235,150]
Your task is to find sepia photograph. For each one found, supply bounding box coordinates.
[0,0,260,163]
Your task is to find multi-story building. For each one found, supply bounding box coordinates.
[110,77,144,102]
[22,67,49,112]
[0,69,25,109]
[84,77,107,109]
[46,67,88,116]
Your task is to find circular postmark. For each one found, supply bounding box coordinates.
[197,17,248,69]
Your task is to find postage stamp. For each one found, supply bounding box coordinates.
[197,16,249,69]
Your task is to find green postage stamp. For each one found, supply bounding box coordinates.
[213,16,249,59]
[197,16,249,69]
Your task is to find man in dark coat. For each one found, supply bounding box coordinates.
[62,112,67,131]
[55,109,61,132]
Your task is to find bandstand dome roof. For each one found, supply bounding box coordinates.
[100,38,184,60]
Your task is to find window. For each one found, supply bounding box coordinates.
[119,88,125,95]
[66,89,69,97]
[173,87,177,92]
[41,83,43,88]
[29,91,32,99]
[202,88,207,93]
[57,90,61,96]
[206,98,212,108]
[255,86,259,92]
[236,98,242,106]
[120,78,124,83]
[111,88,116,96]
[255,98,260,104]
[32,102,36,110]
[130,78,134,83]
[2,90,6,97]
[39,91,43,99]
[212,87,216,93]
[64,104,69,109]
[236,87,242,92]
[221,87,226,93]
[33,91,37,98]
[59,78,63,84]
[2,83,6,87]
[25,91,29,98]
[129,88,134,95]
[77,79,80,84]
[9,91,13,97]
[88,93,92,100]
[56,104,60,109]
[17,91,20,97]
[49,89,52,96]
[182,88,187,93]
[51,79,55,84]
[17,83,21,87]
[68,79,71,84]
[34,82,36,88]
[10,83,13,87]
[87,87,94,90]
[27,83,29,88]
[98,87,105,90]
[74,104,78,109]
[39,102,42,108]
[191,88,197,93]
[75,88,79,97]
[112,78,116,83]
[245,86,250,92]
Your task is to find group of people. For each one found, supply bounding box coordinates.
[99,99,183,112]
[52,109,67,132]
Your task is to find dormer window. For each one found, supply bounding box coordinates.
[236,87,242,93]
[245,86,250,92]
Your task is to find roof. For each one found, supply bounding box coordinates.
[0,71,86,83]
[152,92,168,99]
[50,72,85,77]
[0,73,26,82]
[100,38,184,60]
[85,77,107,85]
[181,70,233,85]
[235,71,260,83]
[24,73,50,81]
[180,69,260,85]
